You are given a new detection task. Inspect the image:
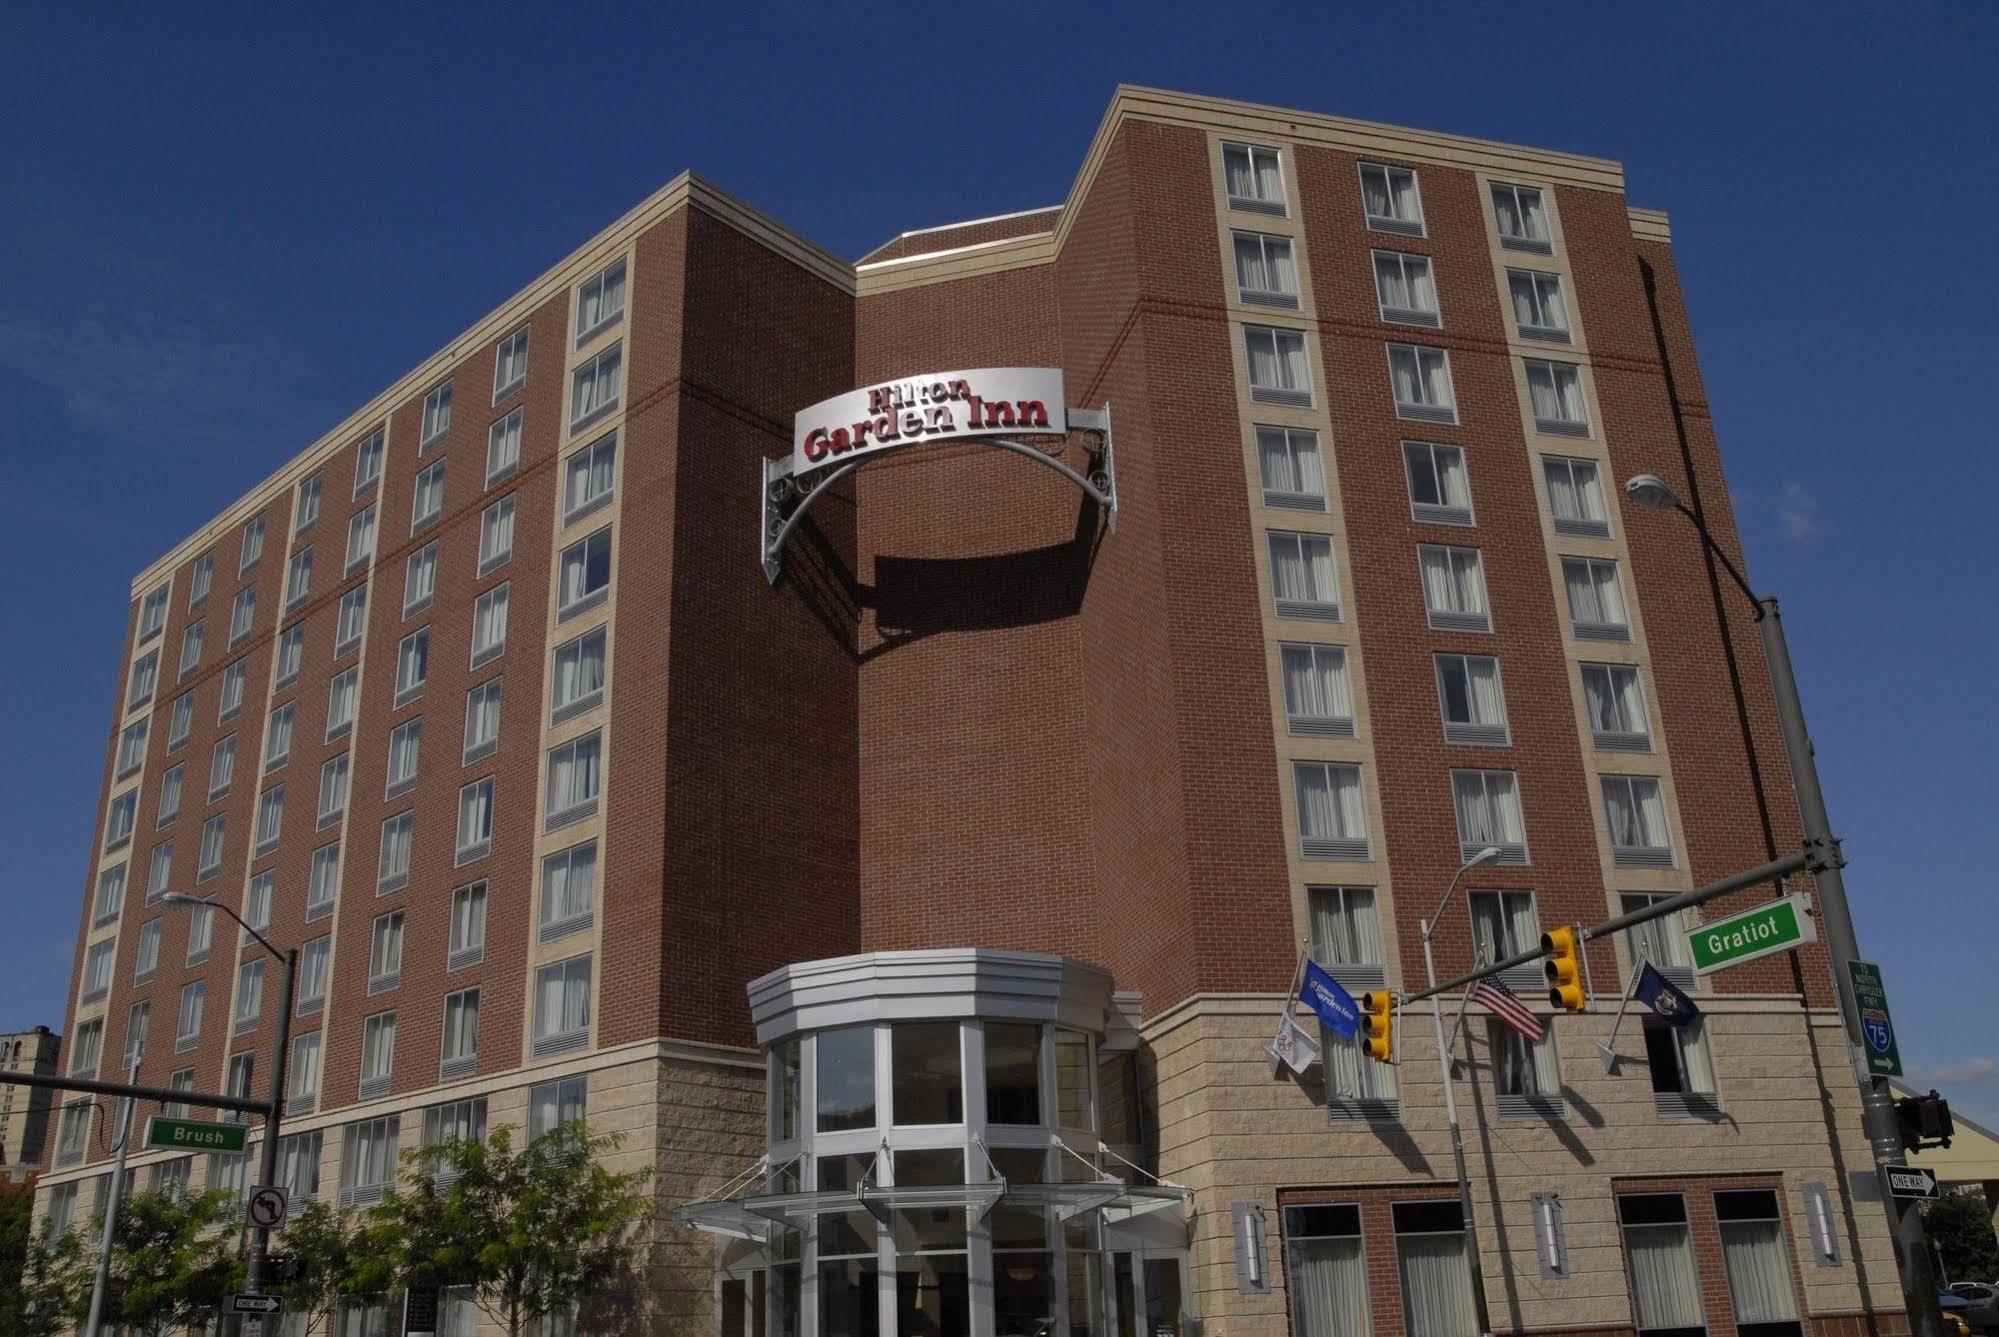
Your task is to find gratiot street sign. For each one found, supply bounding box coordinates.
[1849,960,1904,1077]
[144,1116,247,1154]
[1687,892,1818,976]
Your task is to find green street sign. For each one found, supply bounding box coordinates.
[1687,892,1818,976]
[1849,960,1903,1077]
[145,1116,247,1154]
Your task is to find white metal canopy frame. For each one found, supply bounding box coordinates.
[759,367,1118,584]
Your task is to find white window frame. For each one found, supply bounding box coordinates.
[1582,662,1652,753]
[1402,440,1474,526]
[550,627,607,726]
[1243,325,1312,406]
[470,584,509,669]
[335,586,368,658]
[441,988,481,1080]
[1254,425,1325,512]
[1222,140,1287,215]
[1232,230,1299,308]
[156,762,183,826]
[396,627,429,706]
[359,1012,397,1099]
[1543,454,1610,537]
[353,427,385,496]
[307,843,340,922]
[197,813,228,882]
[285,547,314,613]
[254,784,285,855]
[463,679,502,764]
[411,459,446,534]
[531,954,593,1058]
[297,937,332,1018]
[234,959,265,1035]
[386,718,423,799]
[116,718,149,778]
[456,776,494,866]
[209,735,237,801]
[1492,181,1553,254]
[1451,769,1528,866]
[449,881,487,971]
[404,541,438,617]
[575,256,627,346]
[569,342,623,430]
[318,753,350,830]
[1292,760,1370,860]
[562,430,617,525]
[478,494,515,576]
[557,527,613,621]
[294,473,324,535]
[239,515,266,574]
[128,649,160,711]
[1434,653,1510,747]
[287,1036,322,1115]
[378,812,414,895]
[368,910,404,995]
[1507,268,1570,342]
[1267,530,1340,621]
[543,730,602,832]
[229,587,256,648]
[275,624,303,690]
[220,659,248,723]
[1525,358,1591,436]
[146,842,173,904]
[420,380,453,451]
[486,406,522,486]
[1386,343,1458,424]
[265,702,294,772]
[1562,556,1630,642]
[1417,543,1491,633]
[493,327,530,403]
[327,666,359,739]
[138,586,170,642]
[135,921,162,983]
[539,839,597,944]
[188,552,214,610]
[178,621,203,679]
[345,504,377,575]
[175,981,205,1053]
[1603,774,1674,868]
[1358,161,1425,236]
[1373,250,1441,328]
[1277,642,1355,739]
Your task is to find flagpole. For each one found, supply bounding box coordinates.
[1266,943,1311,1076]
[1596,958,1649,1074]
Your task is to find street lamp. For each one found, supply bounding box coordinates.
[1623,473,1944,1337]
[161,892,297,1301]
[1421,845,1502,1337]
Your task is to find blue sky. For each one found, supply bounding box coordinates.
[2,5,1993,1121]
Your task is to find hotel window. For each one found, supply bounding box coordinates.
[284,547,313,613]
[318,753,349,830]
[235,959,265,1035]
[420,380,453,451]
[1279,643,1354,738]
[478,494,515,575]
[386,718,422,798]
[395,628,429,707]
[359,1011,396,1098]
[125,998,151,1062]
[1526,358,1590,435]
[275,624,303,690]
[412,459,446,534]
[229,588,255,648]
[562,431,617,523]
[279,1128,323,1199]
[225,1050,256,1113]
[540,839,597,944]
[1489,1018,1563,1120]
[1435,653,1509,746]
[368,911,404,994]
[1603,774,1673,867]
[575,256,626,344]
[1388,344,1457,424]
[551,627,606,725]
[1233,231,1299,308]
[45,1180,81,1235]
[404,541,438,616]
[1418,543,1490,633]
[1222,141,1286,214]
[175,981,205,1052]
[341,1115,401,1206]
[1452,770,1528,865]
[1293,760,1369,859]
[265,703,294,771]
[894,1023,965,1128]
[456,776,494,864]
[297,936,331,1016]
[493,326,530,402]
[345,504,377,575]
[449,881,487,969]
[116,718,148,778]
[1244,325,1312,406]
[69,1018,103,1077]
[1256,425,1326,511]
[1393,1201,1477,1337]
[288,1034,324,1118]
[486,407,522,486]
[218,659,245,717]
[1403,441,1472,525]
[254,784,285,855]
[353,427,385,496]
[146,842,173,902]
[1645,1014,1719,1119]
[378,812,413,894]
[1583,663,1651,752]
[178,621,203,678]
[197,813,228,881]
[544,730,602,831]
[1619,1194,1704,1337]
[138,585,170,642]
[335,586,367,658]
[463,679,502,763]
[570,342,622,429]
[1359,162,1424,235]
[1562,556,1630,641]
[1622,890,1693,983]
[127,649,160,711]
[93,864,126,926]
[557,527,612,621]
[55,1103,90,1167]
[245,871,274,939]
[240,515,266,573]
[441,988,480,1080]
[1492,182,1552,253]
[81,940,115,1004]
[1467,887,1542,981]
[186,901,214,964]
[1544,455,1610,537]
[529,1074,587,1137]
[307,843,340,921]
[532,955,593,1058]
[1508,270,1570,342]
[210,1144,250,1198]
[470,584,509,668]
[1310,889,1398,1118]
[295,473,323,535]
[164,693,192,751]
[1268,531,1340,621]
[135,921,162,983]
[189,552,214,610]
[1374,251,1440,327]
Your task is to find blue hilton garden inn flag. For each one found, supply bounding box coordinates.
[1634,962,1701,1028]
[1301,961,1362,1042]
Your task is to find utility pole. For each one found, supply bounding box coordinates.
[245,945,297,1303]
[84,1057,140,1337]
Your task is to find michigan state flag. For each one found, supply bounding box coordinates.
[1635,962,1700,1028]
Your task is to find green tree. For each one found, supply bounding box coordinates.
[273,1202,375,1337]
[0,1176,35,1337]
[368,1121,652,1337]
[1927,1189,1999,1284]
[10,1227,84,1337]
[41,1188,243,1337]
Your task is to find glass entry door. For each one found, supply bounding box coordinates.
[1111,1251,1187,1337]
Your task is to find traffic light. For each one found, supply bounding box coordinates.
[1895,1089,1954,1151]
[1360,990,1395,1064]
[1542,926,1588,1012]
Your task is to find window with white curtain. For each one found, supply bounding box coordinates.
[1467,888,1542,983]
[1233,231,1299,307]
[135,921,162,983]
[254,784,284,854]
[341,1115,401,1206]
[189,552,214,609]
[1387,344,1457,423]
[1508,269,1571,342]
[369,911,404,993]
[1622,891,1693,983]
[1645,1014,1719,1118]
[1618,1194,1705,1337]
[1492,182,1552,253]
[240,515,266,572]
[1244,326,1312,405]
[1435,654,1508,746]
[235,959,265,1034]
[456,777,494,864]
[307,843,340,920]
[128,649,160,710]
[275,624,303,689]
[116,718,148,778]
[1583,663,1651,751]
[1393,1201,1477,1337]
[318,754,349,829]
[544,731,602,831]
[1562,556,1630,641]
[1402,441,1472,525]
[185,902,214,964]
[404,541,438,616]
[55,1104,90,1167]
[1374,251,1440,327]
[464,679,502,763]
[353,427,385,496]
[396,628,429,706]
[287,1039,321,1116]
[441,989,481,1079]
[576,257,626,344]
[486,407,522,485]
[1284,1205,1371,1335]
[1223,141,1286,214]
[420,380,453,450]
[449,881,487,970]
[178,621,203,678]
[285,547,313,612]
[540,839,597,943]
[1267,531,1340,621]
[532,955,593,1057]
[68,1018,102,1076]
[1544,455,1610,536]
[359,1012,397,1097]
[470,585,509,667]
[345,503,377,574]
[378,812,413,894]
[1418,544,1490,632]
[138,586,170,642]
[551,627,606,724]
[81,940,115,1002]
[528,1075,588,1137]
[1487,1017,1563,1119]
[563,431,618,524]
[295,473,324,535]
[209,735,237,799]
[1603,775,1673,867]
[1293,761,1368,860]
[479,495,515,574]
[1359,163,1425,235]
[297,937,331,1016]
[412,460,446,533]
[1452,770,1528,865]
[213,661,245,724]
[94,864,126,925]
[1526,358,1590,434]
[570,342,623,429]
[386,718,422,798]
[558,527,613,619]
[494,326,530,402]
[335,587,367,657]
[1279,643,1354,738]
[245,871,274,937]
[198,813,228,881]
[1308,887,1398,1117]
[279,1128,323,1198]
[176,981,205,1051]
[229,588,256,647]
[1256,426,1326,511]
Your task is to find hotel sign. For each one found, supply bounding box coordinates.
[792,368,1066,474]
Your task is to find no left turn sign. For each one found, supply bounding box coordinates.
[248,1186,289,1231]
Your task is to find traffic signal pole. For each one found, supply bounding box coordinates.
[83,1058,141,1337]
[245,946,296,1304]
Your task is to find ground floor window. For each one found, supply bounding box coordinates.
[1619,1193,1705,1337]
[336,1295,400,1337]
[1715,1190,1802,1337]
[1283,1204,1369,1336]
[1392,1201,1477,1337]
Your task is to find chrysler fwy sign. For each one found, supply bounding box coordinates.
[793,368,1066,475]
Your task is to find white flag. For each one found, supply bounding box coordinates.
[1269,1013,1320,1074]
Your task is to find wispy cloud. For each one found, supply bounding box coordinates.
[1905,1057,1997,1086]
[1776,481,1820,541]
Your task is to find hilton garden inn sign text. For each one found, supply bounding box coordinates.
[792,368,1066,472]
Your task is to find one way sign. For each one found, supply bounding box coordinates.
[1884,1164,1938,1200]
[227,1295,283,1315]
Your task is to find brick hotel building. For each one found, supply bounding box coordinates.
[38,86,1899,1337]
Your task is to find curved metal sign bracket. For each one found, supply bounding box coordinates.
[761,403,1116,585]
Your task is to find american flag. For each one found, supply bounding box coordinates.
[1469,976,1546,1042]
